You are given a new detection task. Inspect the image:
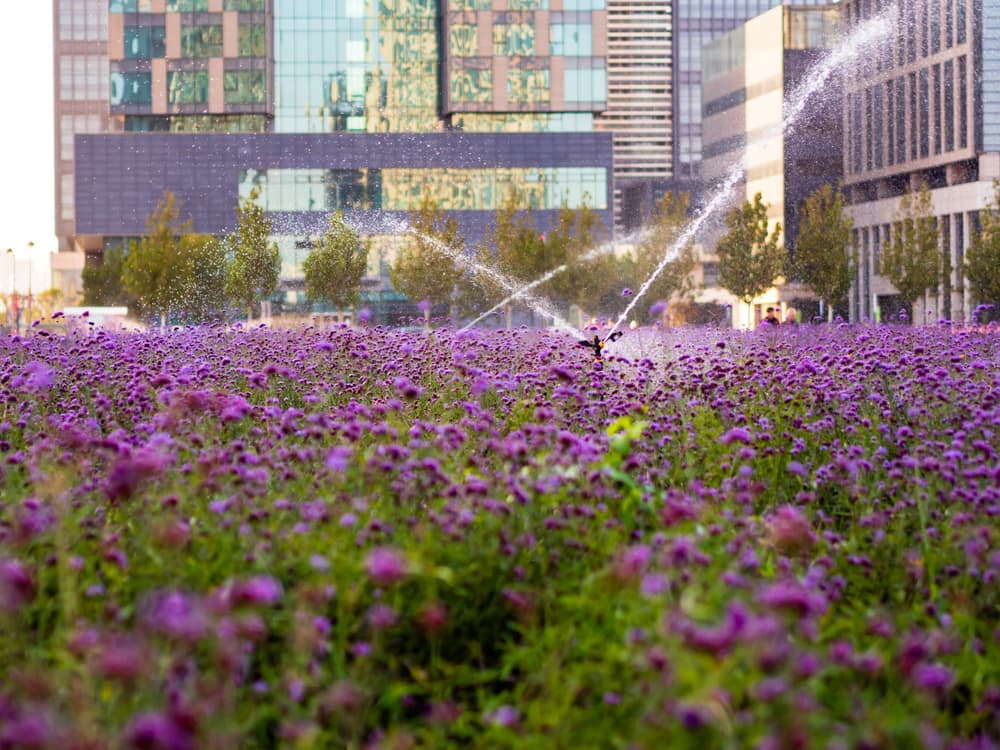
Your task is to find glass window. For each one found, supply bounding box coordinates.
[449,24,478,57]
[919,67,929,158]
[507,67,550,103]
[110,72,152,104]
[238,25,266,57]
[564,66,606,104]
[956,0,966,44]
[450,65,492,104]
[111,0,153,11]
[958,56,966,148]
[550,23,592,56]
[895,77,906,163]
[933,63,941,155]
[181,25,224,57]
[225,71,266,103]
[930,0,940,54]
[873,85,883,169]
[493,24,536,56]
[167,0,210,10]
[125,25,166,59]
[887,80,895,166]
[225,0,266,9]
[167,71,209,104]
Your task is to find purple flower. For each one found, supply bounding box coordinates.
[366,603,398,630]
[621,288,634,297]
[758,580,828,618]
[484,705,519,728]
[230,576,283,607]
[764,505,816,556]
[124,711,196,750]
[364,547,408,586]
[912,662,954,695]
[719,427,753,445]
[0,559,34,613]
[141,590,209,642]
[20,361,54,393]
[324,445,352,472]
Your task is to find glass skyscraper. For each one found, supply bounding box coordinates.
[61,0,614,319]
[672,0,835,182]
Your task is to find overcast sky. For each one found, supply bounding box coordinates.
[0,2,55,294]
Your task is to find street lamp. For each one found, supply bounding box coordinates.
[5,248,14,333]
[26,241,33,329]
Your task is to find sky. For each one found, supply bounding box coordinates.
[0,2,55,295]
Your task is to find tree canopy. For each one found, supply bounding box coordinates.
[966,180,1000,321]
[790,183,854,319]
[390,194,467,323]
[879,182,940,313]
[226,185,281,321]
[302,212,368,310]
[715,192,785,304]
[628,191,698,313]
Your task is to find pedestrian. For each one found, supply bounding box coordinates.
[784,308,798,325]
[760,307,780,327]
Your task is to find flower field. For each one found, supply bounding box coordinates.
[1,322,999,749]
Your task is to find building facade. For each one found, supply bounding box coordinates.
[57,0,615,318]
[700,4,842,327]
[842,0,992,324]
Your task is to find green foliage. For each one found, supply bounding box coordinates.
[966,179,1000,314]
[390,194,467,320]
[181,234,229,322]
[547,201,614,312]
[82,245,134,308]
[791,183,854,315]
[302,211,368,310]
[122,191,197,321]
[879,182,941,311]
[121,191,226,323]
[225,184,281,320]
[629,191,698,307]
[715,192,785,304]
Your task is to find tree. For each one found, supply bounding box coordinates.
[548,201,615,316]
[225,185,281,321]
[390,194,466,326]
[82,245,134,308]
[715,192,785,314]
[790,183,854,321]
[123,190,197,326]
[180,234,229,323]
[470,192,549,326]
[302,211,368,311]
[627,191,698,314]
[966,180,1000,321]
[879,182,940,316]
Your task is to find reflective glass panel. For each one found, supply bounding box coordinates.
[167,71,209,104]
[225,71,266,103]
[238,25,266,57]
[181,25,224,57]
[110,72,152,104]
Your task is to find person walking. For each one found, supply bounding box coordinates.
[760,307,780,328]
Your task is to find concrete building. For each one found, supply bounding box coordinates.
[842,0,991,324]
[700,4,842,328]
[55,0,615,321]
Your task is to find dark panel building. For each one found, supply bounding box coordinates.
[60,0,614,318]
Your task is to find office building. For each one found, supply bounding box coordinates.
[842,0,993,324]
[700,3,842,327]
[56,0,614,319]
